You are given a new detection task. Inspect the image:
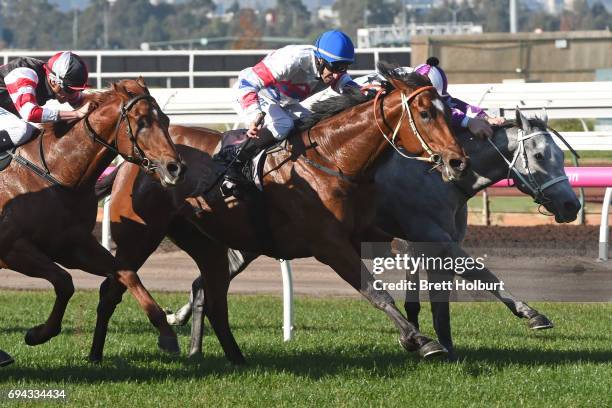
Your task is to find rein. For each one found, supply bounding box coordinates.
[83,94,159,173]
[9,93,160,187]
[298,85,444,183]
[373,85,442,165]
[6,129,64,187]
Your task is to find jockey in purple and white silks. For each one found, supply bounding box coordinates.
[345,57,504,139]
[412,57,504,138]
[224,30,359,186]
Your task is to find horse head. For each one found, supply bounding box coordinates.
[507,109,580,222]
[377,62,468,181]
[85,77,184,186]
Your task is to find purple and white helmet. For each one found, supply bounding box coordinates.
[414,57,448,97]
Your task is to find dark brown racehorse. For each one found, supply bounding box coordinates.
[94,68,467,363]
[0,78,184,356]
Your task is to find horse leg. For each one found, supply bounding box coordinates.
[448,244,553,330]
[201,255,245,364]
[312,235,447,359]
[167,218,245,363]
[166,280,197,326]
[90,276,126,362]
[359,229,424,330]
[166,248,259,327]
[426,268,455,358]
[3,239,74,345]
[61,234,179,361]
[404,267,421,330]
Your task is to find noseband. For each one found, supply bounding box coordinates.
[84,94,161,173]
[374,85,443,165]
[487,128,568,205]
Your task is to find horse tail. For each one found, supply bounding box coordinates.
[95,163,123,200]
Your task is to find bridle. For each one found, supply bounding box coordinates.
[84,94,161,173]
[487,126,571,206]
[297,85,447,183]
[373,85,443,166]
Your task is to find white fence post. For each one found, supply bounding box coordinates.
[280,259,294,341]
[102,194,111,251]
[598,187,611,262]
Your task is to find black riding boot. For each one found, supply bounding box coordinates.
[0,349,14,367]
[0,131,15,153]
[222,128,277,188]
[236,128,277,164]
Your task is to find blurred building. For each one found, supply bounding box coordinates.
[357,22,483,48]
[411,30,612,83]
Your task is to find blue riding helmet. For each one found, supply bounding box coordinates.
[314,30,355,64]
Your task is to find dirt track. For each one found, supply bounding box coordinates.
[0,225,610,301]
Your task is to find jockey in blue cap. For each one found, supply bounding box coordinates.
[226,30,359,184]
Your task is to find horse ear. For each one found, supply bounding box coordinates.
[515,107,531,132]
[136,76,147,88]
[540,108,548,125]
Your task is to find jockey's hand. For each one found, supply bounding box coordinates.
[246,113,265,138]
[486,116,506,126]
[361,84,382,97]
[60,102,92,123]
[467,117,494,139]
[75,102,92,119]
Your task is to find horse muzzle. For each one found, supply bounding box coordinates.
[157,160,186,187]
[440,153,470,182]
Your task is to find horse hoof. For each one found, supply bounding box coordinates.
[87,354,103,364]
[417,341,448,360]
[24,325,59,346]
[398,336,419,352]
[528,314,554,330]
[0,350,14,367]
[229,354,247,366]
[166,313,180,326]
[158,335,180,354]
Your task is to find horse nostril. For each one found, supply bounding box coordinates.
[564,201,580,212]
[449,158,465,170]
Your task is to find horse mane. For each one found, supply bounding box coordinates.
[296,90,372,132]
[296,61,433,133]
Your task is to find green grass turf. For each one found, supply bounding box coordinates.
[0,290,610,407]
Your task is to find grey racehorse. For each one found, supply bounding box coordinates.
[166,109,580,357]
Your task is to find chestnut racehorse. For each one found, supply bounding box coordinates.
[94,67,467,362]
[0,79,183,357]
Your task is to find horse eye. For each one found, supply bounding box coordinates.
[420,111,430,120]
[137,117,149,129]
[535,152,544,160]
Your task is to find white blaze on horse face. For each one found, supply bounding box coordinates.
[432,98,445,114]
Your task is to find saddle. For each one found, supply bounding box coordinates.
[213,129,285,193]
